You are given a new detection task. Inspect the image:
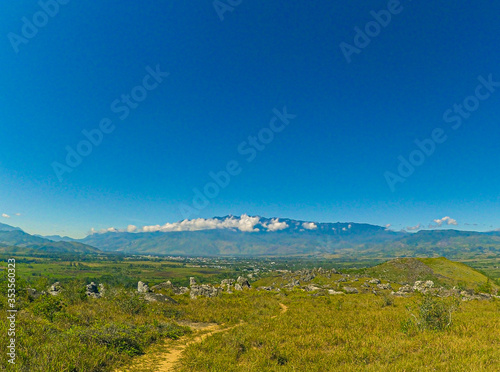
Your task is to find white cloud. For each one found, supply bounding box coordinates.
[2,214,10,218]
[385,223,391,231]
[406,224,422,231]
[140,214,261,233]
[348,224,352,229]
[90,227,119,234]
[15,213,21,216]
[263,218,288,232]
[302,222,317,230]
[433,216,458,227]
[127,225,137,233]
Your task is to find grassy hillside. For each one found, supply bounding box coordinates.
[364,257,497,290]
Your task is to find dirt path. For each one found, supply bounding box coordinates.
[119,303,288,372]
[154,323,233,371]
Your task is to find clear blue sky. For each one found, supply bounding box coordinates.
[1,1,500,238]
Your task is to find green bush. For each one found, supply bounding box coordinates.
[402,293,461,333]
[477,279,493,294]
[31,294,65,322]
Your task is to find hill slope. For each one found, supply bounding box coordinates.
[0,226,100,254]
[365,257,495,289]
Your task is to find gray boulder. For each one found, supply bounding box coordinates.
[173,286,189,295]
[190,284,222,299]
[377,283,393,290]
[237,276,251,289]
[137,281,151,293]
[343,286,359,294]
[144,292,178,304]
[151,281,173,291]
[189,277,197,287]
[85,282,102,298]
[48,282,62,296]
[369,279,381,284]
[413,280,434,293]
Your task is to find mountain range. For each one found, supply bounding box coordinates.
[0,222,100,254]
[6,215,496,259]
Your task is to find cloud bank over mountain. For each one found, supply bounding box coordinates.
[91,214,291,234]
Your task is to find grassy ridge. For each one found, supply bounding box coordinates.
[364,257,498,290]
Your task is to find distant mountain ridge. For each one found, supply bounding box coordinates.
[0,224,100,254]
[70,215,500,258]
[6,216,500,258]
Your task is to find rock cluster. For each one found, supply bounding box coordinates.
[190,284,222,299]
[137,281,151,293]
[48,282,62,296]
[85,282,104,298]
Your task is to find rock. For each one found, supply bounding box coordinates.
[137,281,151,293]
[173,286,189,295]
[369,279,381,284]
[361,283,371,288]
[413,280,434,293]
[337,278,347,283]
[151,281,173,291]
[257,286,273,291]
[190,284,222,299]
[398,284,413,293]
[343,286,359,294]
[144,292,178,304]
[48,282,62,296]
[304,285,321,292]
[377,283,393,290]
[301,273,315,282]
[85,282,102,298]
[328,289,344,295]
[237,276,251,289]
[234,283,243,291]
[189,277,197,287]
[221,279,235,286]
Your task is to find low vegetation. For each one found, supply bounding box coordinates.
[0,255,498,371]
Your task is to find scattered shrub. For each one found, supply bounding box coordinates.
[402,293,460,333]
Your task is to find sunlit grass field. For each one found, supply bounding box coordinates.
[1,256,499,371]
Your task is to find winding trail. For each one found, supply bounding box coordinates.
[118,303,288,372]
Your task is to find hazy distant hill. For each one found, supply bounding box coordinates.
[76,216,500,258]
[0,225,100,254]
[6,216,500,258]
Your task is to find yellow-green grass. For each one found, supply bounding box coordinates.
[179,293,500,371]
[365,257,497,290]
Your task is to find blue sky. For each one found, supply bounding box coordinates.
[1,1,500,238]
